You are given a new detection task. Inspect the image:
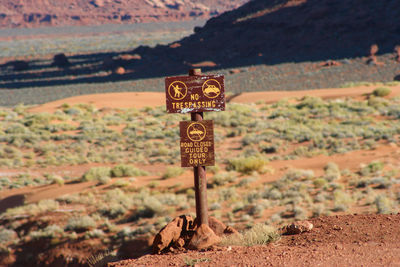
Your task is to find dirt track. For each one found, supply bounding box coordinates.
[110,214,400,266]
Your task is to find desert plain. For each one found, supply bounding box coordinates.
[1,0,400,266]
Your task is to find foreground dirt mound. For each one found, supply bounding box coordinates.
[0,0,248,28]
[110,214,400,266]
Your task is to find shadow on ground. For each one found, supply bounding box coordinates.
[0,0,399,90]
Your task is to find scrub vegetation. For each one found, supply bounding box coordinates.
[1,92,400,265]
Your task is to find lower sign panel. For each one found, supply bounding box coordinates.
[180,120,215,167]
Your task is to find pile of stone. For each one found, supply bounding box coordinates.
[152,215,238,254]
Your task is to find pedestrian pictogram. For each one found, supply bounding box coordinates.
[168,81,187,100]
[202,79,221,99]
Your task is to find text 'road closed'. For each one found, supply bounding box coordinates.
[179,120,215,167]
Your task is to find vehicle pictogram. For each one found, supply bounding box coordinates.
[168,81,187,100]
[202,79,221,99]
[187,122,206,142]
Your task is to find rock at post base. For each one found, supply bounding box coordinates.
[208,216,239,236]
[224,226,239,235]
[152,215,194,254]
[188,224,221,250]
[208,216,227,236]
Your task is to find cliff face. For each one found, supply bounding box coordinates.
[0,0,249,28]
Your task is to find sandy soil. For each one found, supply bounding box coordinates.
[29,92,165,113]
[29,84,400,113]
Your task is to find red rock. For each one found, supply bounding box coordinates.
[169,43,181,48]
[229,69,241,74]
[281,221,313,235]
[119,54,141,60]
[190,61,217,67]
[174,237,185,248]
[208,216,227,236]
[224,226,239,235]
[152,215,194,254]
[188,224,221,250]
[114,66,125,75]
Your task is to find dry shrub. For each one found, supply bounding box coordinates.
[220,224,279,246]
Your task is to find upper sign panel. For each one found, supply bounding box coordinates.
[165,74,225,113]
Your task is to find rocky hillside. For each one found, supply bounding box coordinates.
[127,0,400,76]
[0,0,248,28]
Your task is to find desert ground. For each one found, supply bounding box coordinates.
[1,84,400,266]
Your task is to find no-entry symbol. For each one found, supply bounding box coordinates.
[180,120,215,167]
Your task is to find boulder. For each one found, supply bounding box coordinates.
[224,226,239,235]
[188,224,221,250]
[281,221,313,235]
[152,215,194,254]
[114,66,125,75]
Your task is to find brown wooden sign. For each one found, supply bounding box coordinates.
[165,74,225,114]
[180,120,215,167]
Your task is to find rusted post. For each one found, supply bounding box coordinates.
[189,68,209,226]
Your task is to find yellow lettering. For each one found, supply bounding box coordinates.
[191,94,200,100]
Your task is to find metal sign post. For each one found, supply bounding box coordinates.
[165,68,225,227]
[189,68,207,226]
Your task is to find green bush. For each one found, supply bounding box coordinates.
[324,162,341,181]
[372,87,391,97]
[65,216,96,231]
[333,190,352,211]
[81,167,111,182]
[209,172,236,187]
[313,178,328,188]
[111,164,148,177]
[99,203,127,219]
[161,166,184,179]
[375,195,392,214]
[221,223,279,246]
[226,156,266,174]
[0,228,18,244]
[45,174,65,186]
[29,225,64,240]
[360,161,384,176]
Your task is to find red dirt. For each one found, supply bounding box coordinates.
[0,0,248,29]
[110,214,400,266]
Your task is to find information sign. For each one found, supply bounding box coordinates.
[180,120,215,167]
[165,75,225,114]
